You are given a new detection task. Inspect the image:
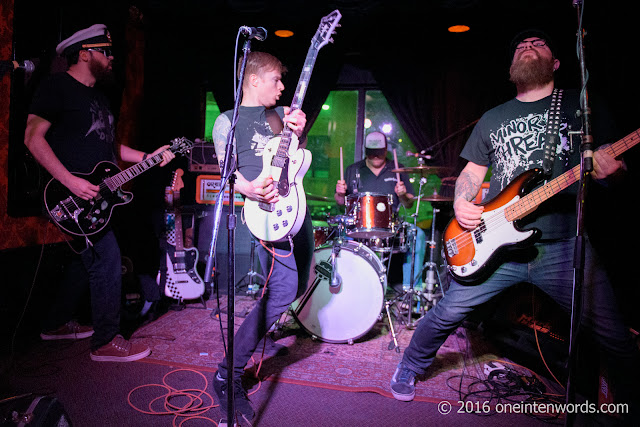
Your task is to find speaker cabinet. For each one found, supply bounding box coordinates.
[196,205,256,293]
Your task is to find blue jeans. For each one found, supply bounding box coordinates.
[402,237,637,401]
[43,230,122,351]
[217,213,314,379]
[402,225,426,288]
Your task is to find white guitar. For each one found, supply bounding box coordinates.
[163,169,205,300]
[244,10,342,242]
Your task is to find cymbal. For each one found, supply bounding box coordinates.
[391,166,453,176]
[306,193,330,202]
[420,195,454,203]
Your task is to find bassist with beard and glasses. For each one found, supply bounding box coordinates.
[389,29,639,420]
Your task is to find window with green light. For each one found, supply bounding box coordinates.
[203,89,440,225]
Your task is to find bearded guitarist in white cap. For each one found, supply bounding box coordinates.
[24,24,174,361]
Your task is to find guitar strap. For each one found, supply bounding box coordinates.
[266,108,284,135]
[542,88,564,175]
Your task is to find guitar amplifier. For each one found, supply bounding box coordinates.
[195,175,244,205]
[188,140,220,173]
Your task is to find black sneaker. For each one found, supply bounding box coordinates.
[390,362,417,401]
[213,372,255,422]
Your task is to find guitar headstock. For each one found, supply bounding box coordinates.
[312,9,342,50]
[169,137,195,155]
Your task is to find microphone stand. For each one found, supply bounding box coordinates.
[203,36,253,426]
[565,2,591,425]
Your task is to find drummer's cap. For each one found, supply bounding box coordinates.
[56,24,112,56]
[365,131,387,155]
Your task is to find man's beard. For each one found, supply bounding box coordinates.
[89,58,113,83]
[509,53,555,89]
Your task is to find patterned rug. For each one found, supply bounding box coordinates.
[132,295,542,404]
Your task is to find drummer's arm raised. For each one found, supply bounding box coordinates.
[335,180,347,205]
[395,180,414,209]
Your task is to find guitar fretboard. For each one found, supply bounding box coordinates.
[103,152,165,192]
[271,29,324,169]
[506,128,640,221]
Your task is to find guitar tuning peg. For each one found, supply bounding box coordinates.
[329,38,334,43]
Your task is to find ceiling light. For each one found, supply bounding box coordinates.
[275,30,294,38]
[448,25,470,33]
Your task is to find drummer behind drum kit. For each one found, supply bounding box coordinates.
[291,165,454,348]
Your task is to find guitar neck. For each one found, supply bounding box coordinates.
[104,150,167,191]
[507,128,640,221]
[272,47,320,166]
[173,206,184,251]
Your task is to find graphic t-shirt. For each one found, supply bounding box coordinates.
[460,89,612,240]
[29,72,116,174]
[221,106,286,182]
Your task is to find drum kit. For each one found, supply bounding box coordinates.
[291,165,456,348]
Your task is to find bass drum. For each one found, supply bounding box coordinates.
[291,241,387,343]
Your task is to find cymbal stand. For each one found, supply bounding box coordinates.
[422,204,441,305]
[388,178,431,337]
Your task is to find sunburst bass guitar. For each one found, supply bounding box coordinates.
[244,10,341,242]
[444,127,639,283]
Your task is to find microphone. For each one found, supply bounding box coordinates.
[1,59,38,75]
[406,150,432,160]
[239,26,267,41]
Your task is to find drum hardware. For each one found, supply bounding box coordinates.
[386,177,438,349]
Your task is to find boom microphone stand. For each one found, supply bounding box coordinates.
[203,33,255,426]
[565,2,591,425]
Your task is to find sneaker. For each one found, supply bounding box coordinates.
[40,321,94,340]
[390,362,417,401]
[90,335,151,362]
[213,372,255,422]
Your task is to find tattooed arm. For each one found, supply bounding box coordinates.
[211,113,279,203]
[453,162,488,230]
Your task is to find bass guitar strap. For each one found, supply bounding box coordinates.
[542,88,564,175]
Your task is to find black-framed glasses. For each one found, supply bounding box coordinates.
[87,48,113,57]
[515,39,547,50]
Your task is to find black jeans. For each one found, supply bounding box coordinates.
[43,229,122,351]
[402,237,638,404]
[217,214,314,379]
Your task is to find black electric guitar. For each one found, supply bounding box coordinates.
[44,137,193,236]
[244,9,341,242]
[163,169,205,300]
[444,127,640,283]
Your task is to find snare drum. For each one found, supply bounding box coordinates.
[345,192,394,238]
[356,221,410,253]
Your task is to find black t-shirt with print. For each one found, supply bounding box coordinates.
[29,72,116,174]
[343,158,414,213]
[460,89,614,240]
[222,106,285,182]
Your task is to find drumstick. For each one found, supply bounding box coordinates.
[340,147,344,181]
[393,149,400,183]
